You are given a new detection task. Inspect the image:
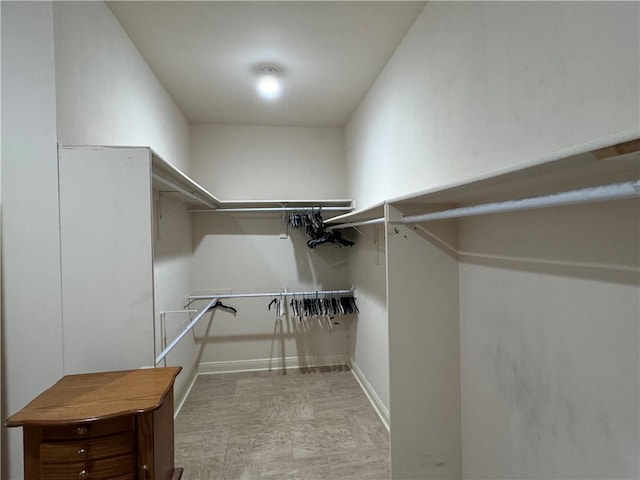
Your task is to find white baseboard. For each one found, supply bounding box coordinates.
[197,354,351,375]
[349,359,390,431]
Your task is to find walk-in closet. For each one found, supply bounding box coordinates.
[2,2,639,479]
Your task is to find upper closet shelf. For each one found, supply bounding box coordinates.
[386,135,639,225]
[152,151,221,209]
[150,149,353,212]
[189,199,353,214]
[325,134,639,229]
[389,135,640,210]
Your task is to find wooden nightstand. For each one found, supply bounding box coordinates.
[5,367,183,480]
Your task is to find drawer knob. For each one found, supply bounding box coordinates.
[79,469,89,479]
[76,426,89,435]
[77,448,87,457]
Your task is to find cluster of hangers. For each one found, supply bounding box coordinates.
[268,292,358,319]
[287,208,324,236]
[287,208,355,249]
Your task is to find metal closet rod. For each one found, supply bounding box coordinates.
[326,217,385,230]
[401,180,640,224]
[189,206,352,213]
[188,288,354,301]
[156,288,355,365]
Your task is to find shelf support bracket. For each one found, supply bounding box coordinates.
[159,192,190,220]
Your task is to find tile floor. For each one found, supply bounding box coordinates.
[174,366,390,480]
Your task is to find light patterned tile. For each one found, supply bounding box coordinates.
[176,368,389,480]
[234,377,285,398]
[225,423,293,465]
[311,391,372,419]
[258,395,291,423]
[221,463,260,480]
[200,397,262,427]
[325,449,390,479]
[175,410,206,433]
[283,392,315,421]
[180,462,224,480]
[259,392,315,423]
[174,425,230,465]
[257,455,329,479]
[189,379,237,399]
[291,418,359,459]
[348,413,389,451]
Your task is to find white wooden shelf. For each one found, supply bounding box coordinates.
[150,148,353,213]
[63,145,354,214]
[388,136,640,210]
[324,135,639,232]
[152,151,221,209]
[189,198,354,214]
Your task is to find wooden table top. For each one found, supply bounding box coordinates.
[5,367,181,427]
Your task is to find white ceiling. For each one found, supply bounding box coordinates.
[107,1,425,127]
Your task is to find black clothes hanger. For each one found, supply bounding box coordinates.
[307,230,355,249]
[288,208,356,249]
[268,298,278,310]
[207,300,237,315]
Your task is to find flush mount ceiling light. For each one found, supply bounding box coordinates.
[256,66,281,100]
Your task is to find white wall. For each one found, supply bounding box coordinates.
[459,200,639,478]
[191,214,354,369]
[53,1,191,173]
[346,1,640,209]
[190,124,353,370]
[386,216,461,479]
[344,1,640,478]
[347,225,389,421]
[153,192,199,402]
[2,2,196,477]
[191,124,346,200]
[52,0,197,387]
[1,3,62,479]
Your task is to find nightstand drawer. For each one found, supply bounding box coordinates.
[40,454,134,480]
[41,431,133,463]
[41,417,134,440]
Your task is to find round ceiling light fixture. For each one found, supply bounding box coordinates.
[256,66,281,100]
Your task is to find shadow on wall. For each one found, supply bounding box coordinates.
[191,213,283,239]
[189,213,358,368]
[191,213,354,286]
[417,198,640,286]
[193,308,356,371]
[289,227,354,285]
